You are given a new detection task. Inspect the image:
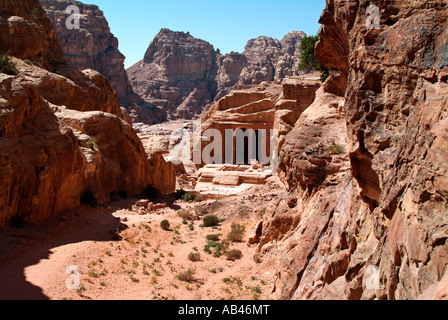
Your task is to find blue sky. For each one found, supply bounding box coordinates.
[85,0,326,69]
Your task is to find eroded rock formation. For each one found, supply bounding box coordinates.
[236,32,306,89]
[40,0,167,124]
[127,29,218,120]
[254,0,448,300]
[128,29,308,120]
[0,0,174,227]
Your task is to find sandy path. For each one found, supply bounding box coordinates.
[0,189,280,300]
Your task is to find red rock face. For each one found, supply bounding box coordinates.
[40,0,131,100]
[0,0,66,71]
[128,29,308,120]
[257,0,448,300]
[128,29,219,120]
[0,0,175,227]
[40,0,167,124]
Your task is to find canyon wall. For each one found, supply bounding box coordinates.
[128,29,307,120]
[40,0,167,124]
[255,0,448,300]
[0,0,174,227]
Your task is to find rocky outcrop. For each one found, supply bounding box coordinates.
[127,29,308,120]
[139,135,177,195]
[0,0,174,227]
[40,0,131,99]
[128,29,218,120]
[198,79,320,167]
[255,0,448,300]
[214,51,248,101]
[236,32,306,89]
[40,0,167,124]
[0,0,65,71]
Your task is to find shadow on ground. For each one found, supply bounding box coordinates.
[0,201,130,300]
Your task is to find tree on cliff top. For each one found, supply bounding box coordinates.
[299,34,329,81]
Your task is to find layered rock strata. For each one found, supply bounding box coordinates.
[40,0,167,124]
[254,0,448,300]
[0,0,174,227]
[128,29,308,120]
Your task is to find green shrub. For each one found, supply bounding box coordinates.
[160,220,170,231]
[188,252,201,262]
[30,4,46,25]
[81,188,97,207]
[206,240,219,248]
[204,239,229,258]
[182,191,195,202]
[203,215,220,227]
[0,52,18,76]
[329,144,345,155]
[142,185,161,200]
[299,34,327,71]
[226,249,242,261]
[86,138,97,149]
[227,222,245,243]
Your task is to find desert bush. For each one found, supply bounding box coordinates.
[178,268,195,282]
[0,52,18,76]
[227,222,245,242]
[188,252,201,262]
[182,191,194,202]
[86,138,97,149]
[203,215,220,227]
[160,220,170,231]
[30,4,45,25]
[253,253,262,264]
[204,239,229,258]
[329,144,345,155]
[226,249,242,261]
[178,208,197,221]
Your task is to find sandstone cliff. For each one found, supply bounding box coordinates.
[235,32,306,89]
[40,0,167,124]
[128,29,308,120]
[0,0,174,227]
[128,29,218,120]
[254,0,448,300]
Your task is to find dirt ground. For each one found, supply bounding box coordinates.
[0,177,285,300]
